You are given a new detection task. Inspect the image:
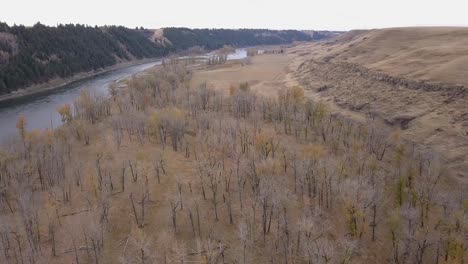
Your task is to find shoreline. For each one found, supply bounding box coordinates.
[0,57,162,104]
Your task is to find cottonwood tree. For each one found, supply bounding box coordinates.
[74,91,111,124]
[148,108,186,151]
[169,200,180,233]
[206,164,221,221]
[57,103,73,124]
[129,191,149,229]
[238,220,249,264]
[16,115,27,141]
[414,155,442,228]
[339,178,374,240]
[17,186,42,260]
[120,228,157,264]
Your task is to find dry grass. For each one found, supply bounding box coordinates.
[192,54,292,97]
[296,27,468,86]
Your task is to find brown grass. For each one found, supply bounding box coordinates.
[192,54,292,97]
[298,27,468,86]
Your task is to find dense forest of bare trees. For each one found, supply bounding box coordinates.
[0,57,466,263]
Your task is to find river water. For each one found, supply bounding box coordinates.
[0,49,247,144]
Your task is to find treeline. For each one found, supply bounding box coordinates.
[163,28,312,51]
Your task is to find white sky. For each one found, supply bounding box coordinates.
[2,0,468,30]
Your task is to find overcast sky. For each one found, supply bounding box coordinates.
[3,0,467,30]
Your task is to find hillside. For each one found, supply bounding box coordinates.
[0,23,168,95]
[0,23,317,95]
[305,27,468,86]
[289,27,468,180]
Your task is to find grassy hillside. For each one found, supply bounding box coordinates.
[307,27,468,86]
[0,23,316,95]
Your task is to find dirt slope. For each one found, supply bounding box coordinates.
[289,27,468,181]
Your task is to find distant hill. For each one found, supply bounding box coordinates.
[161,28,313,51]
[0,24,330,95]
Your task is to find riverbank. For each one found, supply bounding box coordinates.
[0,46,280,105]
[0,48,251,144]
[0,58,163,104]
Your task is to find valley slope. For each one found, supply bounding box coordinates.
[289,27,468,181]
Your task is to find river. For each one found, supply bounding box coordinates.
[0,49,247,144]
